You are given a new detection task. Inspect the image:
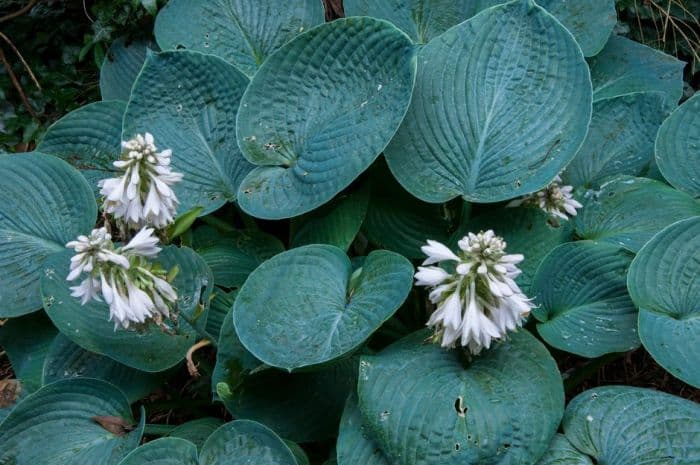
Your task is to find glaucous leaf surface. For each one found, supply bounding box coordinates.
[0,153,97,317]
[124,50,251,216]
[337,394,391,465]
[574,177,700,252]
[233,245,413,371]
[532,241,639,358]
[384,0,592,203]
[42,334,162,403]
[37,101,124,196]
[0,312,56,392]
[42,246,213,372]
[168,418,225,451]
[100,37,154,101]
[206,289,236,340]
[358,330,564,465]
[119,437,199,465]
[563,386,700,465]
[628,217,700,388]
[212,308,261,394]
[0,378,144,465]
[588,34,685,102]
[535,434,592,465]
[655,92,700,197]
[154,0,324,77]
[562,92,671,188]
[236,17,417,219]
[199,420,297,465]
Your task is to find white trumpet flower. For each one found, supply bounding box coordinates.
[416,231,534,355]
[99,132,183,229]
[507,175,582,221]
[66,226,177,330]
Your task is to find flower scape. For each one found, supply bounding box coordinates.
[1,2,699,465]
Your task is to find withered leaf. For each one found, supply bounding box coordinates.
[92,415,135,436]
[0,379,21,408]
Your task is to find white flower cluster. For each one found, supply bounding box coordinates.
[66,227,177,329]
[99,133,183,229]
[415,231,534,355]
[507,175,582,221]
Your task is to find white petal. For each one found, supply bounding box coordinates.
[414,266,449,287]
[421,240,460,265]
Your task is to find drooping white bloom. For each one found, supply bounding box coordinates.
[65,226,177,330]
[507,175,582,221]
[98,132,183,229]
[416,231,535,355]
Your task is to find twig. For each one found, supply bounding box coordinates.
[0,47,38,119]
[0,0,37,24]
[0,31,40,90]
[185,339,212,377]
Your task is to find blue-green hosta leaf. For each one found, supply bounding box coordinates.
[37,101,124,195]
[42,246,213,372]
[233,245,413,371]
[199,420,297,465]
[574,177,700,252]
[100,37,154,101]
[628,217,700,388]
[291,185,370,252]
[220,358,359,443]
[384,0,592,203]
[535,434,592,465]
[0,378,144,465]
[562,92,671,188]
[168,418,225,451]
[563,386,700,465]
[236,17,417,219]
[119,437,199,465]
[124,51,251,216]
[337,395,391,465]
[0,312,56,393]
[655,92,700,197]
[154,0,324,77]
[206,289,236,339]
[212,308,261,394]
[286,442,310,465]
[42,334,163,403]
[0,153,97,317]
[588,35,685,102]
[358,330,564,465]
[532,241,639,358]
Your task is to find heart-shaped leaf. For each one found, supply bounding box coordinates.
[337,394,391,465]
[535,434,592,465]
[574,177,700,252]
[119,437,199,465]
[168,418,224,451]
[42,246,213,372]
[212,308,260,395]
[154,0,324,77]
[358,330,564,465]
[100,37,154,101]
[124,50,252,216]
[235,17,417,219]
[0,153,97,317]
[384,0,591,203]
[233,245,413,370]
[532,241,639,358]
[655,92,700,197]
[563,386,700,464]
[0,378,144,465]
[627,217,700,388]
[199,420,297,465]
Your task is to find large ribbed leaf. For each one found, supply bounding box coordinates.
[42,334,162,403]
[212,308,260,394]
[206,289,236,339]
[535,435,592,465]
[37,101,124,195]
[233,245,413,371]
[236,17,416,219]
[532,241,639,358]
[384,0,591,203]
[574,177,700,252]
[154,0,324,77]
[0,153,97,317]
[119,437,199,465]
[124,51,251,216]
[562,93,670,188]
[655,92,700,197]
[199,420,296,465]
[42,246,213,372]
[168,418,224,451]
[563,386,700,465]
[0,378,144,465]
[627,217,700,388]
[100,38,153,101]
[337,395,391,465]
[588,35,685,102]
[358,330,564,465]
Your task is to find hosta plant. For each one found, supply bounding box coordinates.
[1,0,699,464]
